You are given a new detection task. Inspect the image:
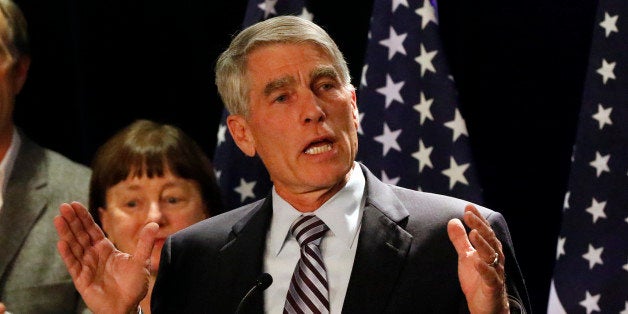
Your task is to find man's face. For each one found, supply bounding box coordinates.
[0,14,22,135]
[233,42,359,202]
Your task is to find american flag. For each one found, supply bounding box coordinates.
[213,0,314,210]
[356,0,483,204]
[547,0,628,313]
[213,0,483,210]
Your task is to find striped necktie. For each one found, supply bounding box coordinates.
[283,215,330,314]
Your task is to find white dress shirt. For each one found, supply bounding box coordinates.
[263,162,366,314]
[0,128,20,214]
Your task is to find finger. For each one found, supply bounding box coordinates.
[463,204,501,253]
[59,203,92,251]
[474,256,502,288]
[464,205,506,270]
[132,222,159,266]
[56,239,84,280]
[54,207,86,261]
[70,201,107,244]
[469,229,499,265]
[447,218,474,256]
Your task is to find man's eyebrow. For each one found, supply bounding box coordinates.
[311,65,339,81]
[263,76,295,96]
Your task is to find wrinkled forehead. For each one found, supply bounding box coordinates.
[245,42,336,80]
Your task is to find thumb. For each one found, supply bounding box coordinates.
[447,218,473,256]
[133,222,159,264]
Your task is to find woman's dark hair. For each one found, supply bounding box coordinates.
[88,119,223,226]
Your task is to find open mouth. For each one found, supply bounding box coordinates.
[304,140,332,155]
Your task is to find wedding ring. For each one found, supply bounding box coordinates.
[489,252,499,267]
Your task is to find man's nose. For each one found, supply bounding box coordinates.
[300,91,326,124]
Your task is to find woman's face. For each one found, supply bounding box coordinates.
[99,168,208,273]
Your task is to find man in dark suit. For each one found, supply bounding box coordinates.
[0,0,91,312]
[55,15,530,313]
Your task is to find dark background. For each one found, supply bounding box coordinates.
[12,0,597,312]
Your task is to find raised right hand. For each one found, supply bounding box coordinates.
[54,202,158,314]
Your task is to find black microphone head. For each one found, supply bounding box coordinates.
[257,273,273,290]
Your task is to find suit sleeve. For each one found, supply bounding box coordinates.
[151,236,177,313]
[488,212,531,314]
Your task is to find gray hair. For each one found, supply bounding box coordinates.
[0,0,29,58]
[215,15,351,116]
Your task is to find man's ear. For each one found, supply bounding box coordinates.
[12,55,30,95]
[349,88,359,129]
[227,114,256,157]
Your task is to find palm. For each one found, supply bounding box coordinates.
[456,250,497,313]
[447,204,507,314]
[75,239,149,313]
[54,202,157,314]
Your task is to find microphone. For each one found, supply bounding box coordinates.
[234,273,273,314]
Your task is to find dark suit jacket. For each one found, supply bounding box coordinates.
[0,130,91,313]
[152,163,530,313]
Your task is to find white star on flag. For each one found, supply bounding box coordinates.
[589,151,610,177]
[374,123,402,156]
[596,59,616,84]
[415,0,438,29]
[585,198,607,223]
[556,237,566,259]
[357,112,365,135]
[379,27,408,60]
[412,139,433,172]
[298,7,313,21]
[441,157,470,189]
[392,0,409,12]
[599,12,618,37]
[360,64,369,87]
[591,104,613,129]
[216,124,227,145]
[444,108,469,141]
[257,0,277,18]
[376,74,405,108]
[579,291,601,314]
[582,244,604,269]
[414,44,437,76]
[234,178,256,203]
[413,91,434,125]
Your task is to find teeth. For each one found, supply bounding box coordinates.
[305,143,332,155]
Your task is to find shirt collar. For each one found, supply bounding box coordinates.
[268,162,366,256]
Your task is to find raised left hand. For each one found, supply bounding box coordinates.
[447,204,509,314]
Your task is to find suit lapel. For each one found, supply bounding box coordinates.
[342,164,413,313]
[0,136,48,279]
[217,197,272,314]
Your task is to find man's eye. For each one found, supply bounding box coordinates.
[126,201,137,207]
[274,94,287,103]
[321,83,334,90]
[167,197,179,204]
